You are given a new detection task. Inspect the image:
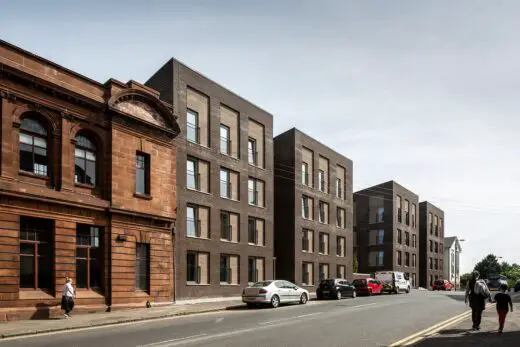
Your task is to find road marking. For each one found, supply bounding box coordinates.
[215,318,224,323]
[388,303,496,346]
[137,334,208,347]
[259,312,323,325]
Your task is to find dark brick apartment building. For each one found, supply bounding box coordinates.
[273,128,353,288]
[419,201,445,288]
[354,181,420,287]
[0,40,180,320]
[146,60,274,299]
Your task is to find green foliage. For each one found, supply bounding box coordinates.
[353,254,359,273]
[473,254,501,279]
[460,273,472,288]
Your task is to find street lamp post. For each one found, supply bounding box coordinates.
[454,239,465,291]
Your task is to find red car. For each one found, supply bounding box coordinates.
[432,279,454,291]
[352,278,383,295]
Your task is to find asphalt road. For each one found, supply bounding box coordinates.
[1,290,471,347]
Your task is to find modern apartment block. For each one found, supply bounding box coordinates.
[0,40,180,320]
[354,181,420,287]
[146,60,274,299]
[273,128,353,288]
[419,202,445,288]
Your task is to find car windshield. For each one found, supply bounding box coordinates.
[352,279,366,286]
[250,281,272,288]
[434,280,444,285]
[320,279,335,286]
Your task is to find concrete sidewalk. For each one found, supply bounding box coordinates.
[0,299,244,339]
[414,293,520,346]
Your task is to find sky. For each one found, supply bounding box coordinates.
[1,0,519,273]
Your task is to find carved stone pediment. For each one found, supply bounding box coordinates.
[113,99,167,128]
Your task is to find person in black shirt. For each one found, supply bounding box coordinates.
[494,284,513,333]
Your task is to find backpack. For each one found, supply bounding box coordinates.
[473,279,489,298]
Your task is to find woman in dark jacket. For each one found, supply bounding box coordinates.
[465,271,491,330]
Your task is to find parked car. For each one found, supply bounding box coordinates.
[351,278,383,296]
[432,280,454,291]
[486,275,509,291]
[375,271,411,294]
[514,280,520,293]
[316,278,356,300]
[242,280,309,308]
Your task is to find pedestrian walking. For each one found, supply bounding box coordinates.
[494,283,513,333]
[465,270,491,330]
[61,277,75,318]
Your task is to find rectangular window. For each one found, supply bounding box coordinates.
[428,213,433,234]
[318,201,328,224]
[337,265,346,279]
[301,195,313,219]
[412,234,416,248]
[335,178,342,198]
[412,253,416,267]
[186,109,199,143]
[186,205,199,238]
[397,229,402,244]
[302,229,313,252]
[429,240,433,252]
[76,225,102,289]
[220,211,238,242]
[220,124,231,155]
[397,251,402,266]
[135,243,150,292]
[301,162,309,186]
[375,207,384,223]
[248,138,257,165]
[302,262,313,285]
[435,242,439,253]
[319,263,329,281]
[336,207,346,228]
[411,204,416,228]
[434,258,439,270]
[371,229,384,245]
[248,178,264,207]
[248,257,264,283]
[220,168,231,199]
[220,254,239,285]
[377,251,384,266]
[404,200,410,225]
[248,217,265,246]
[318,233,329,255]
[186,157,199,190]
[336,236,346,257]
[19,217,53,290]
[434,216,439,236]
[405,252,410,267]
[429,257,433,270]
[369,251,384,267]
[318,170,325,192]
[135,152,150,196]
[396,195,402,223]
[186,251,209,284]
[405,232,410,246]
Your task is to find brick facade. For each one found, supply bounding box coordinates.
[354,181,420,287]
[419,201,445,288]
[0,40,180,320]
[146,59,274,299]
[273,128,354,287]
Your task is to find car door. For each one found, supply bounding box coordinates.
[274,281,289,302]
[341,280,353,295]
[395,273,403,291]
[283,281,299,302]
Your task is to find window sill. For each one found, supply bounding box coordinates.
[318,253,329,256]
[318,221,328,225]
[220,283,239,286]
[221,196,240,203]
[248,163,265,170]
[301,217,313,221]
[18,170,48,180]
[220,239,239,244]
[336,255,346,258]
[220,152,240,161]
[186,187,210,195]
[186,282,210,286]
[336,225,346,229]
[248,243,265,247]
[75,182,95,189]
[134,193,153,200]
[19,289,55,300]
[248,203,266,209]
[302,250,313,253]
[134,291,150,297]
[187,235,210,240]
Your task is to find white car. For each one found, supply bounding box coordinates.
[242,280,310,308]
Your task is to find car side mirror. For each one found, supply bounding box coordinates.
[294,286,298,290]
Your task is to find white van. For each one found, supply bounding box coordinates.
[375,271,411,294]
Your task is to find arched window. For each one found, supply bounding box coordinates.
[75,134,96,186]
[19,117,48,176]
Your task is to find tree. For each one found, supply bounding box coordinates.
[460,273,472,288]
[473,254,501,279]
[353,253,359,273]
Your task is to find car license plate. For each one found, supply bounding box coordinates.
[323,291,329,294]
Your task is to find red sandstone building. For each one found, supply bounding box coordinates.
[0,40,180,320]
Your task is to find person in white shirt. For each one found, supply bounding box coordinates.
[61,277,75,318]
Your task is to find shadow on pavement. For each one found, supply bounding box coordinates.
[403,330,520,347]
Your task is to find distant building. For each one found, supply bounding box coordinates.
[444,236,463,289]
[273,128,353,287]
[419,202,445,288]
[354,181,420,287]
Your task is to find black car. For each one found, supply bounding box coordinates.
[316,278,356,300]
[514,280,520,293]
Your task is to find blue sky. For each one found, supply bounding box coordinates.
[2,0,519,273]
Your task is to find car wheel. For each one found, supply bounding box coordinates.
[300,293,308,304]
[368,289,372,296]
[406,286,410,294]
[351,290,357,298]
[271,295,280,308]
[336,291,342,300]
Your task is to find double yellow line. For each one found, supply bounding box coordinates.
[388,303,496,346]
